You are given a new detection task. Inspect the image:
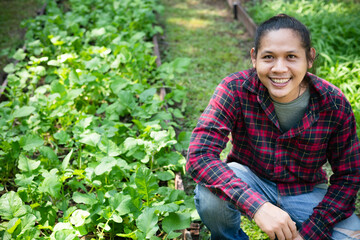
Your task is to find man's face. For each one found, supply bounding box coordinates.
[251,28,313,103]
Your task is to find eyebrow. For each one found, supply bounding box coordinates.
[260,50,299,54]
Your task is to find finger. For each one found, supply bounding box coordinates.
[274,230,285,240]
[267,231,276,240]
[288,221,297,237]
[282,225,293,240]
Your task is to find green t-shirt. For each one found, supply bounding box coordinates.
[272,87,310,132]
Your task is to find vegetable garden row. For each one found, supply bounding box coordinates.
[0,0,194,239]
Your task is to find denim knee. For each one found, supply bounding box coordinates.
[194,184,234,224]
[194,185,248,240]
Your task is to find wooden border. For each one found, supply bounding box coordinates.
[226,0,257,38]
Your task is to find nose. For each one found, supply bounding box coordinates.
[272,59,288,73]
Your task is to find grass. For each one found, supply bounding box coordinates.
[159,0,269,239]
[159,0,253,130]
[0,0,45,77]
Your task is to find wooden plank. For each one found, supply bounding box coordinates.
[226,0,257,38]
[235,3,257,37]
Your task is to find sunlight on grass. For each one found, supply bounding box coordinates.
[167,17,210,29]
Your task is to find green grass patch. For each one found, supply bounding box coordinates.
[159,0,253,130]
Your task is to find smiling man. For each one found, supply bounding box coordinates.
[187,14,360,240]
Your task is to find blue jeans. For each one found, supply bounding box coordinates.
[194,162,360,240]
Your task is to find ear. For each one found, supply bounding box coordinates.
[308,47,316,68]
[250,48,256,68]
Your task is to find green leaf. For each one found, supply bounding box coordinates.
[38,169,62,199]
[68,70,79,83]
[13,48,26,61]
[4,63,15,73]
[39,146,59,162]
[172,108,184,118]
[175,131,191,151]
[157,152,183,167]
[110,212,123,223]
[51,81,66,94]
[153,202,179,213]
[90,27,106,38]
[18,154,41,173]
[20,134,44,151]
[17,214,38,236]
[51,222,78,240]
[117,90,136,108]
[48,59,60,66]
[108,192,132,216]
[54,130,71,144]
[7,217,21,234]
[117,47,132,63]
[29,66,46,76]
[117,231,137,239]
[135,167,159,205]
[162,212,191,234]
[58,53,76,63]
[79,73,96,84]
[69,209,90,227]
[139,88,156,102]
[155,170,175,181]
[84,57,101,70]
[66,89,83,100]
[13,106,36,118]
[110,76,129,93]
[95,157,116,175]
[72,192,98,205]
[136,207,158,238]
[0,191,27,220]
[98,138,122,156]
[61,149,73,171]
[79,132,101,147]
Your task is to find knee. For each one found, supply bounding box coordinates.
[195,185,223,214]
[194,185,237,220]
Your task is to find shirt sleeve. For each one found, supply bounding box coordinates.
[299,105,360,239]
[186,78,268,218]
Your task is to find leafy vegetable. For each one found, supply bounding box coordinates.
[0,0,193,239]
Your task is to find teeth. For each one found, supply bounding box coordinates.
[271,78,290,83]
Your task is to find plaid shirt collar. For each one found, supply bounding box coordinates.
[243,69,338,111]
[242,69,340,137]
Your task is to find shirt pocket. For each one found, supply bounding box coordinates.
[293,142,328,169]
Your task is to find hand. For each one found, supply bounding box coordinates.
[253,202,297,240]
[293,233,304,240]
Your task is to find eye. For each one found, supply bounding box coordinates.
[288,54,297,59]
[262,55,273,59]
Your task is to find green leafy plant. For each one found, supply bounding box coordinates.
[0,0,194,239]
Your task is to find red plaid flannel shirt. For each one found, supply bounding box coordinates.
[186,68,360,239]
